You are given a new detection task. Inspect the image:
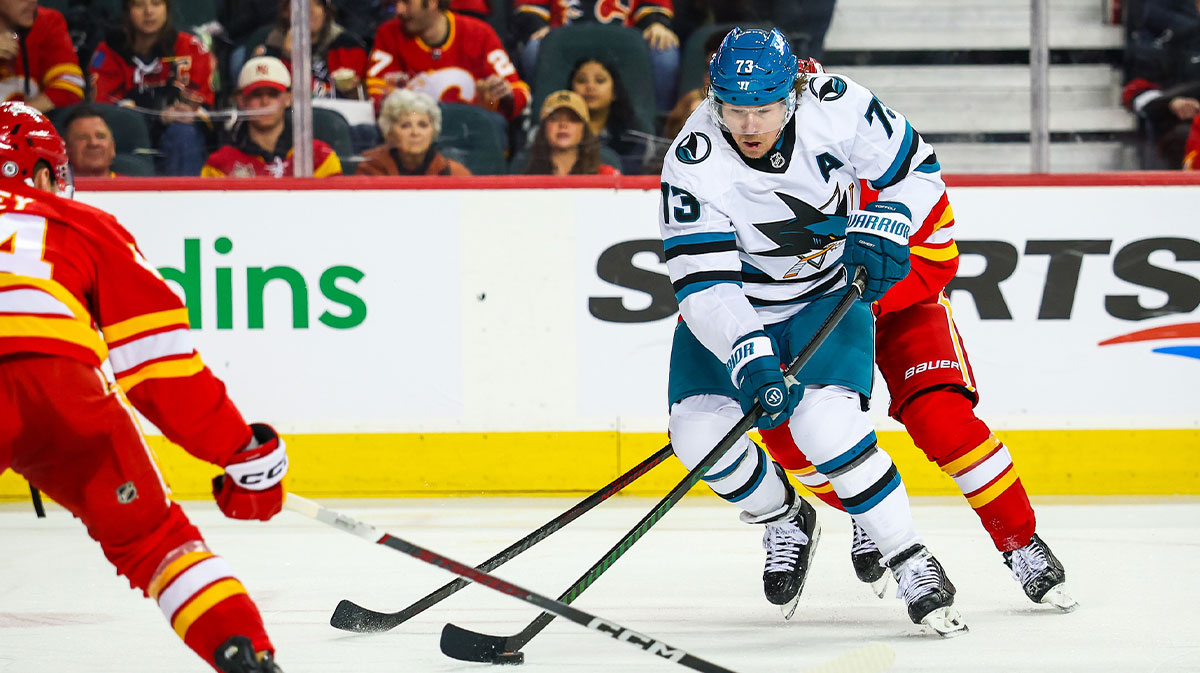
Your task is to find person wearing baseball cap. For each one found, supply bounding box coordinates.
[521,90,619,176]
[202,56,342,178]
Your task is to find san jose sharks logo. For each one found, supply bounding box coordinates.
[751,186,853,277]
[809,75,847,102]
[675,132,712,164]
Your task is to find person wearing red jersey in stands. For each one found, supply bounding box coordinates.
[356,88,470,176]
[89,0,215,176]
[366,0,529,121]
[63,105,118,177]
[1184,112,1200,169]
[0,101,287,673]
[521,89,617,175]
[0,0,83,112]
[258,0,369,100]
[203,56,342,178]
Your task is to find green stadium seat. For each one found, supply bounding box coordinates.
[437,103,508,175]
[312,107,355,164]
[47,104,153,156]
[110,153,155,176]
[172,0,218,30]
[531,23,657,135]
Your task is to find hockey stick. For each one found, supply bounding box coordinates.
[287,493,741,673]
[441,267,867,664]
[329,443,675,633]
[29,485,45,518]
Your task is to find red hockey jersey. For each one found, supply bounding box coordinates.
[1184,115,1200,170]
[0,7,84,107]
[201,122,341,178]
[513,0,673,30]
[0,184,251,465]
[89,31,216,108]
[367,12,529,119]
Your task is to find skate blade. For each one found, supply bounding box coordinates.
[867,573,891,599]
[781,524,822,621]
[1040,584,1079,612]
[921,606,968,638]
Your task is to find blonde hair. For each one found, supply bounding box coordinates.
[378,89,442,138]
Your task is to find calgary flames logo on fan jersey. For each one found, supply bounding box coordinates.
[408,68,477,105]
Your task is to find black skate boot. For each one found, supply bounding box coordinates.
[850,519,889,598]
[740,476,821,620]
[1003,533,1077,612]
[887,544,968,637]
[214,636,284,673]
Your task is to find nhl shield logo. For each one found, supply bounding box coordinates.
[769,152,785,169]
[116,481,138,504]
[675,132,711,165]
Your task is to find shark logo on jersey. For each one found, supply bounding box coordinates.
[809,76,847,102]
[751,191,848,272]
[675,132,712,164]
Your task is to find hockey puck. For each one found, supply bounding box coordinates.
[492,651,524,665]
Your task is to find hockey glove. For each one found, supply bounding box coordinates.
[728,332,802,430]
[843,201,912,303]
[212,423,288,521]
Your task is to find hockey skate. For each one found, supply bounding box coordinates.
[214,636,284,673]
[741,483,821,620]
[887,545,968,637]
[1004,533,1078,612]
[850,519,890,598]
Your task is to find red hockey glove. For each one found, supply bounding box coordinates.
[212,423,288,521]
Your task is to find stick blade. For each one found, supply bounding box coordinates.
[440,622,512,663]
[801,642,895,673]
[329,599,399,633]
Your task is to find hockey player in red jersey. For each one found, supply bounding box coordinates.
[759,165,1077,612]
[367,0,530,119]
[0,102,285,673]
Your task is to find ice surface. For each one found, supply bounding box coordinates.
[1,496,1197,672]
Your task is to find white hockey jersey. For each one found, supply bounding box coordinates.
[659,72,948,367]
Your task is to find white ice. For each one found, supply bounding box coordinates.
[1,496,1198,672]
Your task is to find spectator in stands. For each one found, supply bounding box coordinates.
[202,56,342,177]
[568,57,646,174]
[663,29,723,140]
[1123,0,1200,167]
[522,89,618,175]
[89,0,214,176]
[332,0,394,41]
[63,105,118,177]
[449,0,489,21]
[257,0,369,100]
[1184,113,1200,169]
[355,88,470,175]
[0,1,83,112]
[513,0,679,110]
[367,0,529,121]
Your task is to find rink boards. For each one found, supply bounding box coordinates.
[2,175,1197,499]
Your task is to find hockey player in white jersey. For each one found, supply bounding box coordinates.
[659,27,966,636]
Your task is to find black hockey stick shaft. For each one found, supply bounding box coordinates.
[329,443,675,632]
[441,268,867,662]
[29,485,45,518]
[286,494,742,673]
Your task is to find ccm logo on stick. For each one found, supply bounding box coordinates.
[904,359,960,379]
[586,619,685,662]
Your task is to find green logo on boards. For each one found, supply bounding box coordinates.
[159,237,367,330]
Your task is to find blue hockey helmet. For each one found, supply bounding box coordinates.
[708,28,798,107]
